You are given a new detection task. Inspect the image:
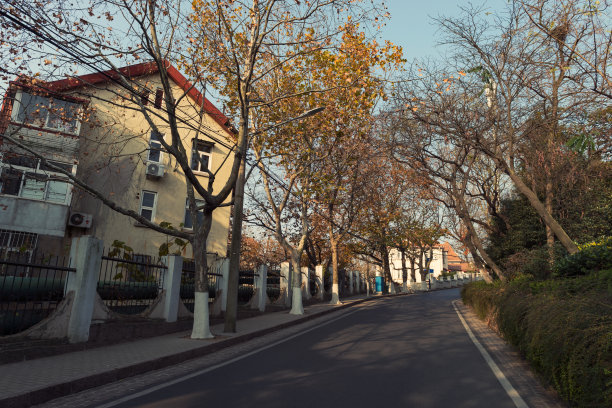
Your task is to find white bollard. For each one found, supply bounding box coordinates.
[253,264,268,312]
[161,255,183,322]
[301,266,311,300]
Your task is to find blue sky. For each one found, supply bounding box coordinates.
[378,0,503,62]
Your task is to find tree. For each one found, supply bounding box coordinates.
[0,0,387,337]
[186,0,390,331]
[433,2,609,256]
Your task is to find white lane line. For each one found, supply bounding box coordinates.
[95,307,363,408]
[452,300,529,408]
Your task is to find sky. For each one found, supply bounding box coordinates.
[378,0,503,62]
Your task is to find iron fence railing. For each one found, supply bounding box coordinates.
[0,251,74,335]
[180,260,221,313]
[266,269,281,302]
[97,250,166,315]
[238,269,256,304]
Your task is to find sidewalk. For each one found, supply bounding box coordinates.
[0,294,377,408]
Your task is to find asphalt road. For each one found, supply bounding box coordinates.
[101,289,517,408]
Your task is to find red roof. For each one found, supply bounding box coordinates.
[440,242,463,264]
[46,61,236,137]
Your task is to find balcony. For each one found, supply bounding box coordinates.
[0,195,69,237]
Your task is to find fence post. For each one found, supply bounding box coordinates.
[280,261,291,307]
[220,258,229,312]
[253,264,267,312]
[301,267,311,300]
[65,236,103,344]
[315,265,325,300]
[161,255,183,322]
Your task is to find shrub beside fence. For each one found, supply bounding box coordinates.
[180,259,221,313]
[97,250,166,315]
[238,269,255,304]
[0,251,74,335]
[461,273,612,408]
[267,269,281,302]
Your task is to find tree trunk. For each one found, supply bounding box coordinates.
[191,211,213,339]
[289,252,304,315]
[453,187,506,282]
[400,248,408,292]
[460,232,493,283]
[329,239,341,304]
[545,176,555,271]
[418,251,426,281]
[224,150,246,333]
[381,244,395,293]
[505,164,578,254]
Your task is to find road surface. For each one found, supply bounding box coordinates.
[95,289,520,408]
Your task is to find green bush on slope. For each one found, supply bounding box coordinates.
[461,274,612,408]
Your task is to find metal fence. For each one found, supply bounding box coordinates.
[0,250,74,336]
[238,269,256,304]
[180,260,222,313]
[266,269,281,302]
[97,249,166,315]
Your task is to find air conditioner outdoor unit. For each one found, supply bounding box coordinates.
[146,161,165,178]
[68,212,93,228]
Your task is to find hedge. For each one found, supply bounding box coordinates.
[461,272,612,408]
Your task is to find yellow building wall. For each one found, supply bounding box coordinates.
[65,73,234,260]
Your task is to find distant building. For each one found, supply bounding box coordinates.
[388,245,449,283]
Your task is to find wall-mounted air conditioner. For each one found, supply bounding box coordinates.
[68,212,93,228]
[146,161,165,178]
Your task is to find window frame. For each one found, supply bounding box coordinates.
[183,198,205,230]
[0,154,75,205]
[11,90,83,136]
[147,130,164,163]
[139,190,158,222]
[190,139,213,174]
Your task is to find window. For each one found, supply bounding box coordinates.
[191,140,213,173]
[139,191,157,222]
[154,88,163,109]
[0,229,38,263]
[0,156,74,204]
[14,91,81,135]
[183,198,205,229]
[148,131,163,163]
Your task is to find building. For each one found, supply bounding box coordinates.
[388,244,450,283]
[0,62,236,259]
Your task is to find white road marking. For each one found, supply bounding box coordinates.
[95,307,364,408]
[452,300,529,408]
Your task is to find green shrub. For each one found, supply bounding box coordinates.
[461,279,612,407]
[555,237,612,277]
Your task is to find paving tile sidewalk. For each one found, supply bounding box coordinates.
[0,295,376,408]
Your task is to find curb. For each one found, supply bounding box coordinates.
[1,294,398,408]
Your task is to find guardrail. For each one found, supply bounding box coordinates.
[0,251,74,335]
[97,251,166,315]
[180,260,221,313]
[266,269,281,302]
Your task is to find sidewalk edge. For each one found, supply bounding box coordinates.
[2,294,400,408]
